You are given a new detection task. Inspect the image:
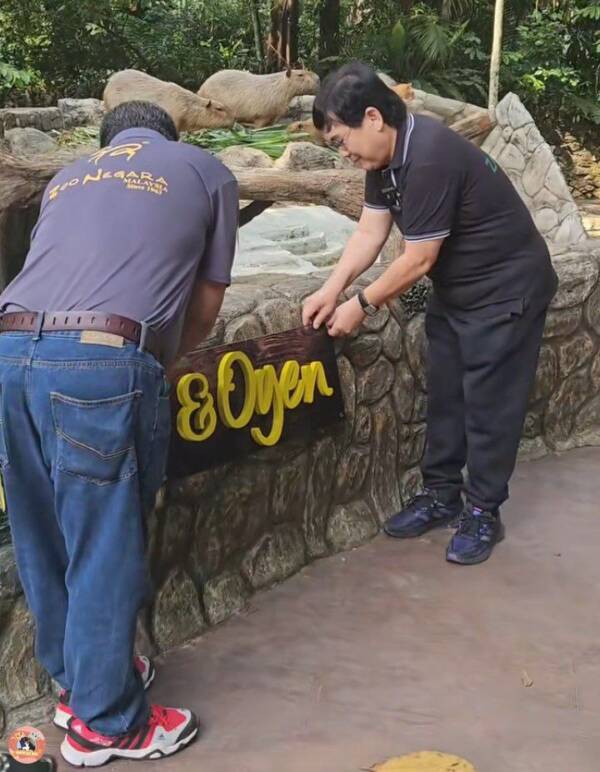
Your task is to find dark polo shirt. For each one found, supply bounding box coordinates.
[0,128,239,357]
[365,114,558,310]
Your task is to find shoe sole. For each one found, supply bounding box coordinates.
[446,526,506,565]
[60,722,198,767]
[53,664,157,730]
[384,513,460,539]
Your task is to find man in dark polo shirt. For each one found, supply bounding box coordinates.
[0,101,238,765]
[303,62,557,565]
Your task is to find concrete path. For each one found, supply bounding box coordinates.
[43,448,600,771]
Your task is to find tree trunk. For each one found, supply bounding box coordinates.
[448,111,495,144]
[0,150,365,223]
[318,0,340,65]
[248,0,265,70]
[440,0,452,21]
[488,0,505,111]
[266,0,299,71]
[236,168,364,219]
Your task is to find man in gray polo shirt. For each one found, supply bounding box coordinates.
[303,62,557,566]
[0,101,238,765]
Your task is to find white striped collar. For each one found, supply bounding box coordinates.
[387,113,415,189]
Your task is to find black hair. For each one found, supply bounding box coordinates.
[313,61,407,132]
[100,100,179,147]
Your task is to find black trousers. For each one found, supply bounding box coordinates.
[421,297,549,512]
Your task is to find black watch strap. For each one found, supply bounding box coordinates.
[357,289,379,313]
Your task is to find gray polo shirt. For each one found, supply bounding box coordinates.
[365,114,557,310]
[0,127,238,353]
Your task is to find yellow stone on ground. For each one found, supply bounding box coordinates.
[371,751,476,771]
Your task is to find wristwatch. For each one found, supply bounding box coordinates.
[356,289,379,316]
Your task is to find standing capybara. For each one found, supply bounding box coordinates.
[198,69,320,128]
[103,69,234,132]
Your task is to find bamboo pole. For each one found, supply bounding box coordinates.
[488,0,505,112]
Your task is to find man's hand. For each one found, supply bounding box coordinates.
[326,296,365,338]
[302,287,339,329]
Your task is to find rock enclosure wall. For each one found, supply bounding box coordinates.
[1,243,600,735]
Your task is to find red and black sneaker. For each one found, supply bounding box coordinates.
[54,656,156,730]
[60,704,198,767]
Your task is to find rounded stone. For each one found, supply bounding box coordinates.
[405,315,428,391]
[557,332,596,377]
[391,361,416,422]
[335,446,371,504]
[532,344,559,401]
[544,307,582,338]
[326,501,378,553]
[152,569,206,651]
[357,358,395,405]
[346,334,383,368]
[544,366,591,448]
[552,255,599,309]
[498,143,525,173]
[353,406,373,444]
[242,525,305,589]
[381,318,404,361]
[534,208,559,234]
[224,314,265,343]
[217,146,274,169]
[522,145,554,198]
[203,572,248,626]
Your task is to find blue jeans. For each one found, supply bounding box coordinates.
[0,331,171,735]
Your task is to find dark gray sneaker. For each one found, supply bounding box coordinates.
[384,490,463,539]
[446,506,505,565]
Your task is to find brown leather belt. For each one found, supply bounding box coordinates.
[0,311,163,364]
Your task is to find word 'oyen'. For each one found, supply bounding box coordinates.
[176,350,335,447]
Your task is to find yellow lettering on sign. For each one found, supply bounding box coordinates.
[279,360,303,409]
[176,373,217,442]
[251,365,284,446]
[217,351,256,429]
[300,362,334,403]
[176,351,335,447]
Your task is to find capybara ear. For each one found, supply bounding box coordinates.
[286,67,292,78]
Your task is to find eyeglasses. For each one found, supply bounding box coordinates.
[325,126,353,151]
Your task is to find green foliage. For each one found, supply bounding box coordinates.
[501,5,600,130]
[184,124,316,158]
[0,62,38,99]
[0,0,598,136]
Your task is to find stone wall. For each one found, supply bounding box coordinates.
[1,242,600,735]
[483,94,588,247]
[0,99,105,134]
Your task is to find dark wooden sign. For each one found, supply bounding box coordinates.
[168,326,345,477]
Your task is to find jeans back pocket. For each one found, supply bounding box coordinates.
[51,390,142,486]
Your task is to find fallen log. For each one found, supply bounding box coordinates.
[0,150,366,222]
[449,111,495,145]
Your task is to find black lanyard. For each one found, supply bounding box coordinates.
[380,168,403,210]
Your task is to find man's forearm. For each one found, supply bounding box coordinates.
[323,230,384,295]
[175,318,214,362]
[364,250,435,307]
